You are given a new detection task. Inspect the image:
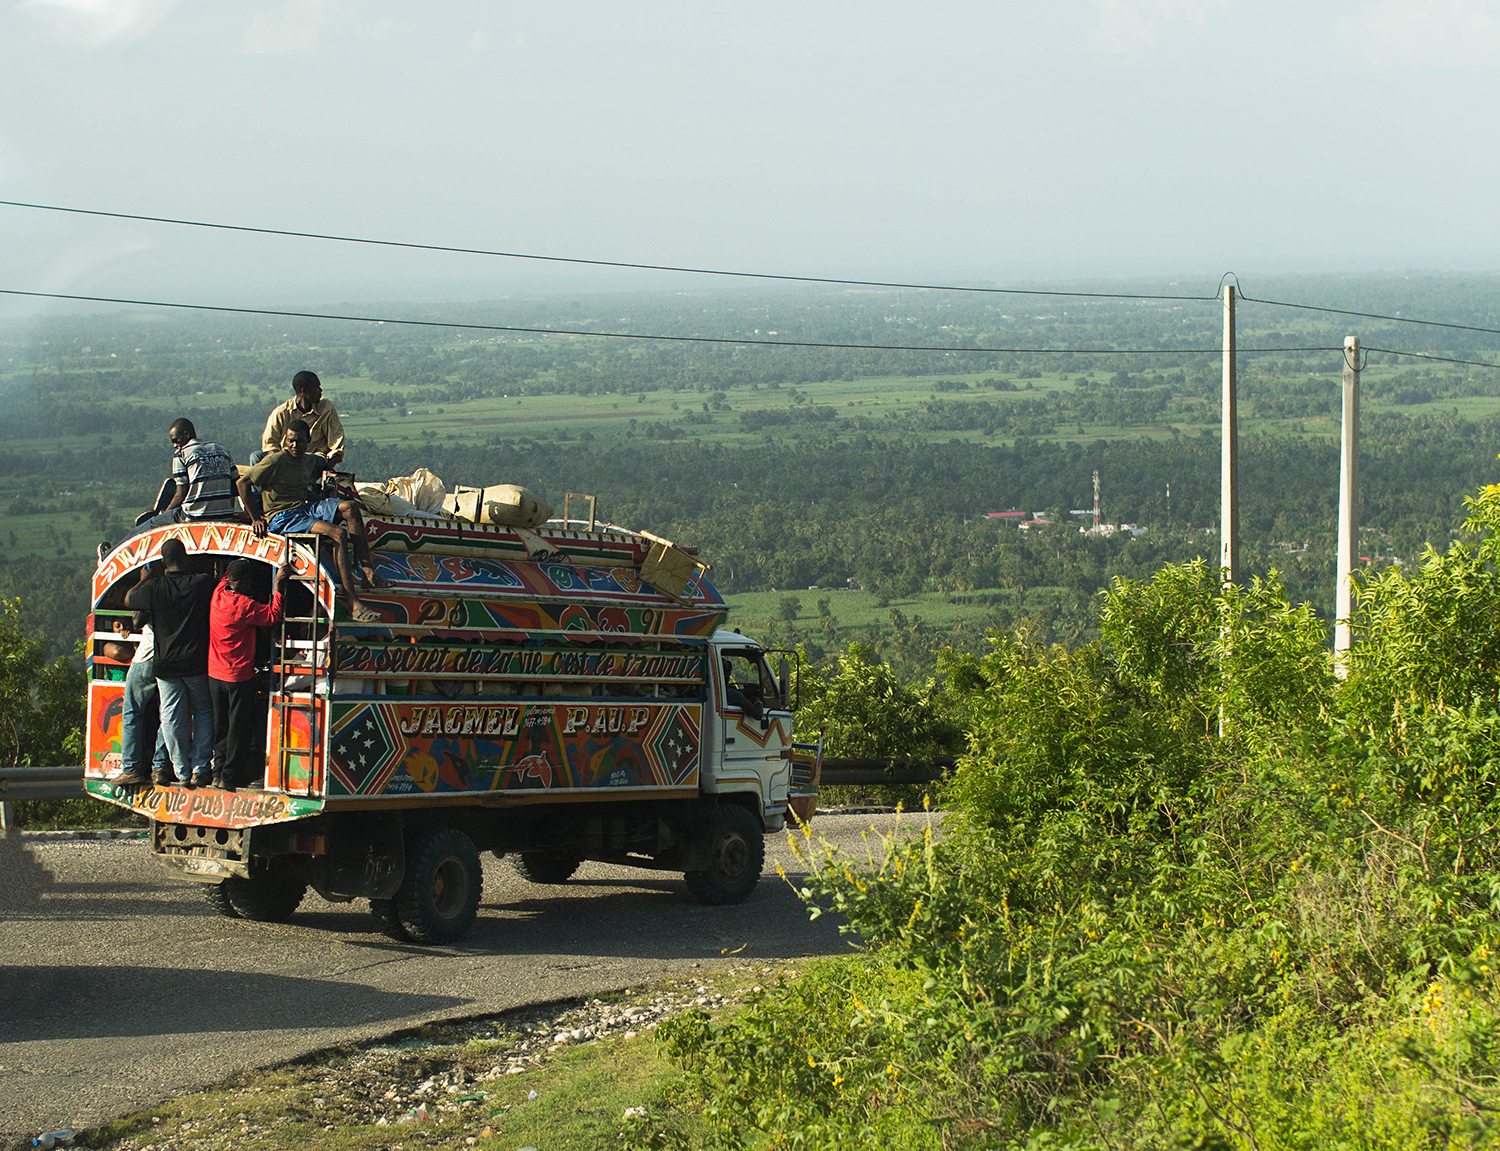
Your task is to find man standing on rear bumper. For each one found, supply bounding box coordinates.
[209,559,287,791]
[125,538,214,787]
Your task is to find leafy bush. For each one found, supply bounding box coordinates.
[794,642,966,807]
[794,642,963,766]
[643,491,1500,1149]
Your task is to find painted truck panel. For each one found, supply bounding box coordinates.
[324,699,703,797]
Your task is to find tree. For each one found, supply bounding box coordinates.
[794,642,961,765]
[0,597,84,767]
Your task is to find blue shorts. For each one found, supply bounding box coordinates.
[267,497,342,535]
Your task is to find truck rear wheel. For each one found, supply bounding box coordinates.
[512,852,582,885]
[221,868,307,923]
[684,803,763,905]
[204,882,241,919]
[395,828,483,944]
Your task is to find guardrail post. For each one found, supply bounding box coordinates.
[0,800,12,831]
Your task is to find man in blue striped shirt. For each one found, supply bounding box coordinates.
[123,419,240,538]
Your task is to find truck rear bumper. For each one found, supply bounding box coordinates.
[153,821,251,881]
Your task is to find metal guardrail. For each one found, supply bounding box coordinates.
[0,766,86,830]
[0,766,84,799]
[817,757,954,786]
[0,757,951,829]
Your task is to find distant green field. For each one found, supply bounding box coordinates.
[5,281,1498,663]
[723,584,1072,639]
[8,368,1137,458]
[339,372,1104,451]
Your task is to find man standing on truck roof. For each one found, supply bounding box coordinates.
[124,537,215,788]
[209,558,287,791]
[237,419,383,624]
[261,370,344,465]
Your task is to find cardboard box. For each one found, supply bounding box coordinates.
[641,539,707,600]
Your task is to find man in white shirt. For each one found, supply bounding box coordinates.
[110,587,173,787]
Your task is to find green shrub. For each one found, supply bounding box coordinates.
[646,490,1500,1149]
[656,956,956,1150]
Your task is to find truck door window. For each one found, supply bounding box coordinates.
[722,651,777,719]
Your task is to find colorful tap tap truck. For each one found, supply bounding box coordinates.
[84,511,820,943]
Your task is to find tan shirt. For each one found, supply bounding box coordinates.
[261,396,346,458]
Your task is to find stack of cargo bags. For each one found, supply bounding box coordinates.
[356,468,552,529]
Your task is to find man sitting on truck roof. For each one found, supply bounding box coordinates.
[237,419,384,624]
[261,370,345,465]
[100,420,239,559]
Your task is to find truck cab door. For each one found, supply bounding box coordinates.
[715,647,794,817]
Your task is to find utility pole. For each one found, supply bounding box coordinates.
[1335,336,1360,670]
[1221,284,1239,584]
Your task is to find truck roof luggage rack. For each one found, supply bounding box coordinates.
[561,492,597,532]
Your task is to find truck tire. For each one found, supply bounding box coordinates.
[204,882,241,919]
[512,852,582,885]
[369,898,410,940]
[684,803,764,905]
[395,828,483,944]
[221,870,307,923]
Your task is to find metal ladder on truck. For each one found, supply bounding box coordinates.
[271,533,334,797]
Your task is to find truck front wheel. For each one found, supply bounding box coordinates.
[219,867,307,923]
[684,803,763,905]
[395,828,483,944]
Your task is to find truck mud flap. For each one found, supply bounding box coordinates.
[308,813,405,901]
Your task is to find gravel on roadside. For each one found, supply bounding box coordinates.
[78,966,788,1151]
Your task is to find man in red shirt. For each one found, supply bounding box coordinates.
[209,559,288,790]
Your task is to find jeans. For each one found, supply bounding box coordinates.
[157,674,214,782]
[121,657,170,777]
[130,507,187,535]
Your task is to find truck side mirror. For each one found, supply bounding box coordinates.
[778,656,791,710]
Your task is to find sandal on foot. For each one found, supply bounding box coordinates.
[350,602,382,623]
[359,567,390,589]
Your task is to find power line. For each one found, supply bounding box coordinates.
[0,198,1219,303]
[17,198,1500,344]
[11,200,1500,341]
[1360,346,1500,369]
[1241,291,1500,337]
[0,287,1342,357]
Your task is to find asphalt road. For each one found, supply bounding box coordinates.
[0,812,920,1147]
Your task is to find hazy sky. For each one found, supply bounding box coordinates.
[2,0,1498,312]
